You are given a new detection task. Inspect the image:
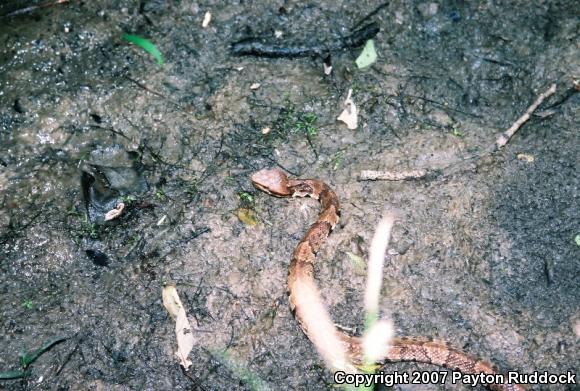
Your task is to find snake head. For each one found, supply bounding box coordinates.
[251,168,292,196]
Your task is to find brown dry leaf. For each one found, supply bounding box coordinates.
[162,284,195,369]
[337,89,357,129]
[237,208,258,226]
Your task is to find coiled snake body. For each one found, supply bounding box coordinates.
[251,168,524,391]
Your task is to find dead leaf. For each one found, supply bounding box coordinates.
[250,83,261,90]
[202,11,211,28]
[517,153,534,162]
[237,208,258,226]
[337,89,357,129]
[324,63,332,75]
[323,55,332,75]
[162,284,195,369]
[104,202,125,221]
[355,39,377,69]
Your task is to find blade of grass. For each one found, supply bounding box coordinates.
[0,370,30,380]
[123,34,164,65]
[357,215,396,391]
[19,336,68,368]
[212,350,273,391]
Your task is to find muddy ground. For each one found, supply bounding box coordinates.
[0,1,578,390]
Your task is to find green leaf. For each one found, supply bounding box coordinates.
[0,370,30,380]
[123,34,164,65]
[239,192,254,204]
[355,39,377,69]
[452,128,465,137]
[19,336,68,369]
[22,299,33,310]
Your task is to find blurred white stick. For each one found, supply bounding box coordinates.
[362,214,395,363]
[364,214,395,314]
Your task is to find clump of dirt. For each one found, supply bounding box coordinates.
[0,1,578,390]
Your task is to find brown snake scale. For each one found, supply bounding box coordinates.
[252,168,525,391]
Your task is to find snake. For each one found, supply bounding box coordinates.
[251,168,525,391]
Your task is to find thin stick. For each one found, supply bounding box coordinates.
[123,76,184,109]
[3,0,68,17]
[55,334,83,376]
[359,169,427,181]
[352,2,390,30]
[496,83,557,148]
[360,82,561,182]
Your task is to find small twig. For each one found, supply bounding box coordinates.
[123,76,188,112]
[541,81,579,111]
[88,125,132,140]
[2,0,68,17]
[182,368,208,391]
[496,83,557,148]
[401,93,483,119]
[352,2,390,30]
[359,169,427,181]
[361,83,563,183]
[305,134,319,161]
[191,227,210,239]
[231,22,379,58]
[55,334,84,376]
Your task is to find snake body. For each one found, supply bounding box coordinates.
[251,168,525,391]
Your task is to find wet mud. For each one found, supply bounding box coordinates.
[0,1,578,390]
